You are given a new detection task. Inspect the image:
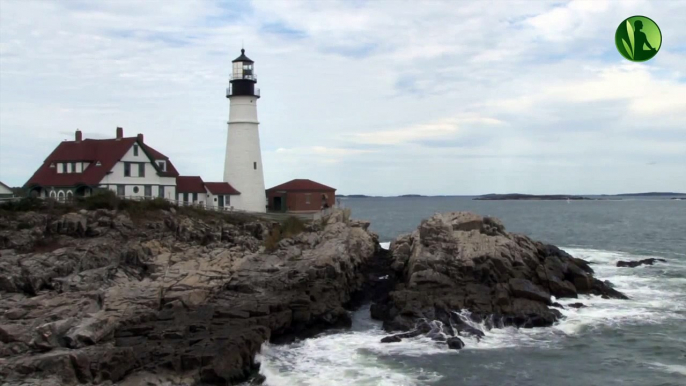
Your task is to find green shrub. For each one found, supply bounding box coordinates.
[281,216,305,238]
[263,216,306,252]
[79,190,118,210]
[0,197,45,212]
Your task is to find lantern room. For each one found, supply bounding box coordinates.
[227,48,260,98]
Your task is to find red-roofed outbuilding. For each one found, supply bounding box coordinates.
[175,177,240,209]
[266,179,336,212]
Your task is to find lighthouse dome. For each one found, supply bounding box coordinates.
[232,48,254,63]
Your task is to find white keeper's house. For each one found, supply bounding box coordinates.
[23,127,240,209]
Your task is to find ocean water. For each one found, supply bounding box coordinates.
[254,197,686,386]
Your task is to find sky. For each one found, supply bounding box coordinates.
[1,0,685,196]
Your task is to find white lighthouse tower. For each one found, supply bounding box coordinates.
[223,48,266,212]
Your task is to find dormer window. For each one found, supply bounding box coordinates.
[50,163,55,168]
[157,161,166,171]
[133,144,139,156]
[96,161,102,166]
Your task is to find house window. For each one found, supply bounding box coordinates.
[183,193,188,203]
[96,161,102,166]
[138,163,145,177]
[144,185,152,197]
[133,144,139,156]
[71,162,76,173]
[254,162,257,170]
[158,161,166,171]
[124,162,131,177]
[66,191,73,201]
[227,195,230,205]
[117,185,125,197]
[57,191,65,201]
[62,163,67,173]
[192,193,197,202]
[159,186,165,198]
[305,193,311,204]
[133,186,139,194]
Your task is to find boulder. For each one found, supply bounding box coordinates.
[380,335,402,343]
[446,337,465,350]
[616,258,666,268]
[509,278,551,304]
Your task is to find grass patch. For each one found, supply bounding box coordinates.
[0,191,260,227]
[264,216,307,252]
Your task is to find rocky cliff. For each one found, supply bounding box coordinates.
[0,208,377,385]
[371,212,627,345]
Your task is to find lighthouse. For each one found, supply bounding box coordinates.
[223,48,266,212]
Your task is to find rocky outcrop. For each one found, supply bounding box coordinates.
[0,208,377,385]
[616,258,666,268]
[372,212,626,343]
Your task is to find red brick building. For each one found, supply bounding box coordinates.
[266,179,335,213]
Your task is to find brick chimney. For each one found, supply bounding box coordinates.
[116,127,123,140]
[75,129,82,142]
[137,133,144,143]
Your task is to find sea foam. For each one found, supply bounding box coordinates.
[251,247,684,386]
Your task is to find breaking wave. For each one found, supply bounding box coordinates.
[251,247,684,386]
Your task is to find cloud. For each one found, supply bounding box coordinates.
[0,0,685,195]
[346,115,505,146]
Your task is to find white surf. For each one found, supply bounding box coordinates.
[250,247,683,386]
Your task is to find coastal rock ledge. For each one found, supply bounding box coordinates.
[372,212,627,342]
[0,208,376,385]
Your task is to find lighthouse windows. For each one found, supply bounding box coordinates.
[254,162,257,170]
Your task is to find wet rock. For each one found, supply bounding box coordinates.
[446,337,465,350]
[509,278,551,304]
[616,258,666,268]
[380,335,402,343]
[568,303,586,308]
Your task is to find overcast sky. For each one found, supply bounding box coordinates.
[1,0,685,195]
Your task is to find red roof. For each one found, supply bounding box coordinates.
[266,179,336,192]
[142,143,179,177]
[204,182,240,195]
[24,137,179,188]
[176,176,206,193]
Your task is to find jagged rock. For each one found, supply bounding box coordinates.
[374,212,626,338]
[617,258,666,268]
[568,303,586,308]
[0,208,377,385]
[509,278,551,304]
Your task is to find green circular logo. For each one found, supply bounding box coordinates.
[615,16,661,62]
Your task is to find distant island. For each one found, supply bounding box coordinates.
[337,194,371,198]
[608,192,686,197]
[474,194,591,201]
[398,194,424,198]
